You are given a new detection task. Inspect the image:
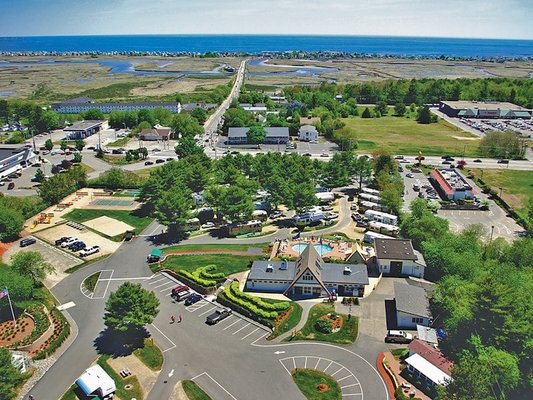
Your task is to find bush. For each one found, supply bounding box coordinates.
[178,270,217,287]
[33,308,70,360]
[223,285,278,319]
[315,318,333,333]
[228,281,290,312]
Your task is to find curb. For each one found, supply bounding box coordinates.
[376,352,396,400]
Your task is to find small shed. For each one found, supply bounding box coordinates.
[150,249,163,259]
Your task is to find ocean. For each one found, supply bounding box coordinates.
[0,35,532,58]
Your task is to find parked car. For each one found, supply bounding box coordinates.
[124,231,134,241]
[411,168,422,173]
[80,246,100,257]
[406,173,415,178]
[156,159,165,164]
[7,182,15,190]
[473,159,482,163]
[166,158,175,162]
[303,153,312,157]
[497,159,509,164]
[61,237,79,248]
[385,330,413,344]
[442,160,451,165]
[55,236,71,246]
[68,241,86,251]
[201,222,215,229]
[112,149,123,154]
[144,161,154,166]
[270,211,284,219]
[323,213,338,221]
[206,308,232,325]
[175,290,193,302]
[171,285,190,298]
[320,153,329,158]
[147,255,160,263]
[321,205,334,211]
[184,293,203,306]
[20,237,37,247]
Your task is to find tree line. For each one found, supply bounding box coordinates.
[401,199,533,399]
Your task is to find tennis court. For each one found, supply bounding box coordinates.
[90,199,136,207]
[119,189,141,197]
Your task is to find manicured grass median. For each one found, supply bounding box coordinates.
[336,115,480,157]
[134,338,163,371]
[292,368,342,400]
[163,243,270,253]
[83,271,100,292]
[159,254,261,276]
[289,303,358,344]
[63,209,153,235]
[182,380,212,400]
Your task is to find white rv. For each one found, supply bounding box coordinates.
[368,221,400,237]
[361,187,381,196]
[363,231,393,244]
[358,192,381,204]
[364,209,398,226]
[293,211,325,225]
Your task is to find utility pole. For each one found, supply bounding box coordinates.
[31,128,37,151]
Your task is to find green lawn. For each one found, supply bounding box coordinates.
[159,254,260,276]
[289,303,358,344]
[63,209,153,236]
[83,271,100,292]
[162,243,270,253]
[106,136,131,147]
[133,338,163,371]
[336,115,480,157]
[292,368,342,400]
[269,302,303,340]
[98,355,143,400]
[473,169,533,213]
[182,380,212,400]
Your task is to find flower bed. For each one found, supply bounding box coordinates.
[0,316,35,346]
[9,305,50,349]
[32,308,70,360]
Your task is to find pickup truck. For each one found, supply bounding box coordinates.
[206,308,232,325]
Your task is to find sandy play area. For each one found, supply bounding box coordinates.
[83,216,134,237]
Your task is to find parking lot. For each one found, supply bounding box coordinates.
[144,272,270,345]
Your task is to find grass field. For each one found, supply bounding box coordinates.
[336,115,480,157]
[292,368,342,400]
[83,271,100,292]
[473,169,533,213]
[162,243,270,253]
[161,254,260,276]
[289,303,358,344]
[182,380,212,400]
[63,209,153,235]
[133,338,164,371]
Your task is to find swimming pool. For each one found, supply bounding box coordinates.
[292,243,334,255]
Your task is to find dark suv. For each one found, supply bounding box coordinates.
[68,241,86,251]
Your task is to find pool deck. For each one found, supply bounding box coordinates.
[278,238,354,260]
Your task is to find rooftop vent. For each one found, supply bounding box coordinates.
[266,264,274,273]
[280,260,289,270]
[343,266,352,275]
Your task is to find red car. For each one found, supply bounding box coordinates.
[171,285,190,297]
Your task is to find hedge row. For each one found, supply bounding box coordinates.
[197,265,226,281]
[216,291,273,328]
[10,305,50,348]
[229,281,290,312]
[223,284,278,320]
[33,308,70,360]
[178,270,217,288]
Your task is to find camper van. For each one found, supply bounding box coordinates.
[358,201,389,213]
[368,221,400,237]
[363,231,393,244]
[364,210,398,226]
[293,211,325,226]
[358,192,381,204]
[226,220,262,237]
[361,187,381,196]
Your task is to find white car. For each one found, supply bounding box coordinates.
[79,246,100,257]
[201,222,215,229]
[61,237,79,248]
[406,173,415,178]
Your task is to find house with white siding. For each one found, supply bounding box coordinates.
[298,125,319,142]
[394,283,431,329]
[374,238,426,278]
[245,244,368,298]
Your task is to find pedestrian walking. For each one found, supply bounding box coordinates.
[170,315,175,323]
[29,395,35,400]
[178,314,182,323]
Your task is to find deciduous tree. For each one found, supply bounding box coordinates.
[10,251,54,284]
[0,208,24,242]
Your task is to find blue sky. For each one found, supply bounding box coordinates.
[0,0,532,39]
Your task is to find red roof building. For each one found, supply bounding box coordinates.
[408,338,454,375]
[429,168,474,201]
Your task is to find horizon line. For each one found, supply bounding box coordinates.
[1,33,532,42]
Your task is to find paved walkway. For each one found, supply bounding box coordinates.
[274,299,317,342]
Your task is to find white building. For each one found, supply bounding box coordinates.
[374,238,426,278]
[298,125,319,142]
[245,244,368,297]
[394,282,431,329]
[406,338,453,387]
[76,365,116,399]
[0,145,37,180]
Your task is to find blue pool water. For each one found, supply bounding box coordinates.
[292,243,334,254]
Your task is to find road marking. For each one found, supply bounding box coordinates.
[342,394,362,397]
[199,306,217,317]
[150,323,176,353]
[153,281,174,289]
[192,372,237,400]
[331,366,344,377]
[232,322,250,335]
[168,369,174,377]
[99,276,152,281]
[304,356,308,368]
[274,350,286,355]
[314,358,320,369]
[337,375,351,382]
[279,359,291,375]
[241,327,259,340]
[250,332,269,345]
[92,269,114,300]
[148,277,166,285]
[342,383,359,389]
[56,301,75,311]
[323,360,334,373]
[222,319,241,331]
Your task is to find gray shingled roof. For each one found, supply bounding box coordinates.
[374,238,417,260]
[64,120,104,131]
[394,282,431,318]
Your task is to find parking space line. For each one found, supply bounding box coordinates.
[279,359,291,375]
[341,383,359,389]
[304,356,308,369]
[150,323,176,353]
[153,281,173,289]
[148,277,166,285]
[323,360,334,373]
[314,358,321,370]
[192,372,237,400]
[199,306,217,317]
[92,269,114,300]
[223,319,241,331]
[186,300,209,312]
[232,322,250,335]
[337,375,351,382]
[160,286,173,292]
[342,394,362,397]
[331,366,344,377]
[241,327,259,340]
[250,332,269,345]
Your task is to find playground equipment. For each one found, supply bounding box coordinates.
[31,213,54,229]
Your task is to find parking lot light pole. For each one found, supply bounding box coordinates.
[490,225,495,243]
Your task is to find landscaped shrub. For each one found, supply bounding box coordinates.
[229,282,290,312]
[33,308,70,360]
[223,285,278,319]
[198,265,226,281]
[178,270,217,287]
[10,305,50,348]
[315,318,333,333]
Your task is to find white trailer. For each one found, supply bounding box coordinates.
[359,200,390,213]
[358,192,381,203]
[368,221,400,236]
[361,187,381,196]
[363,230,393,243]
[364,209,398,226]
[293,211,325,225]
